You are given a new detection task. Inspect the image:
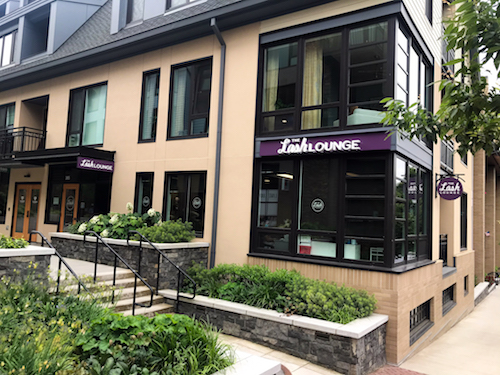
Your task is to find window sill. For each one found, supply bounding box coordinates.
[442,266,457,279]
[247,252,435,274]
[167,133,208,141]
[410,320,433,346]
[138,139,156,144]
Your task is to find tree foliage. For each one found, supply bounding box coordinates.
[381,0,500,156]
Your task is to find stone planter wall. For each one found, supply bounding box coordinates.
[0,246,54,281]
[49,233,208,289]
[161,290,387,375]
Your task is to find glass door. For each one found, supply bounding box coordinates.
[59,184,79,232]
[13,184,41,239]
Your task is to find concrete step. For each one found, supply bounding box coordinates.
[114,294,165,312]
[122,302,174,317]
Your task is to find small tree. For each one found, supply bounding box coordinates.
[381,0,500,157]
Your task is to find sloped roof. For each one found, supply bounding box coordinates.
[0,0,335,92]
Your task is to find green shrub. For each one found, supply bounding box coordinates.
[136,219,195,243]
[0,234,28,249]
[0,273,233,375]
[185,263,377,324]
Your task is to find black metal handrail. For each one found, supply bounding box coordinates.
[84,231,154,316]
[0,127,46,156]
[127,231,197,312]
[29,231,89,295]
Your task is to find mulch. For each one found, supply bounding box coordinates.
[369,365,426,375]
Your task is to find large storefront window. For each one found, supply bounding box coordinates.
[252,154,430,268]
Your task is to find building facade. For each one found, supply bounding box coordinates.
[0,0,481,364]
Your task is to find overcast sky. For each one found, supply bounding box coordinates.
[482,59,500,90]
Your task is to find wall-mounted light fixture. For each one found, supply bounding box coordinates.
[24,173,31,178]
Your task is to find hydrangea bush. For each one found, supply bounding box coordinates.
[67,203,195,243]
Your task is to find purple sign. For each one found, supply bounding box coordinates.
[77,157,114,173]
[259,133,391,157]
[437,177,463,200]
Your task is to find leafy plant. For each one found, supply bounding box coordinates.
[185,263,376,324]
[0,234,28,248]
[136,219,195,243]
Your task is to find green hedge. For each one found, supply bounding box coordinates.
[185,263,377,324]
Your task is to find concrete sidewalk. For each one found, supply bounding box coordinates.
[400,287,500,375]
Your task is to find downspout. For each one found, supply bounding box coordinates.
[209,18,226,268]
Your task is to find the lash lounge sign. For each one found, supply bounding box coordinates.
[437,176,463,200]
[77,157,114,173]
[259,132,391,157]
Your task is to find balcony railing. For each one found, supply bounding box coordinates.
[0,127,46,158]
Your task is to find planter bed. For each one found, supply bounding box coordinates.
[160,289,388,375]
[0,245,54,280]
[50,233,209,289]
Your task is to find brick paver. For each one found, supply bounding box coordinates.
[370,365,426,375]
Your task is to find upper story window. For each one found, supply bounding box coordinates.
[0,103,15,129]
[67,83,107,147]
[0,31,15,67]
[166,0,197,10]
[426,0,433,24]
[258,19,433,136]
[440,139,454,172]
[139,69,160,142]
[168,59,212,139]
[126,0,144,25]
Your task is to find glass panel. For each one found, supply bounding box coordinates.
[349,22,388,46]
[420,61,427,107]
[68,89,85,146]
[408,166,417,235]
[344,238,384,261]
[191,118,207,135]
[171,0,188,7]
[395,219,405,238]
[140,71,159,141]
[82,85,107,146]
[262,43,298,112]
[350,63,387,84]
[193,63,212,115]
[63,189,76,229]
[299,159,338,231]
[166,174,186,222]
[262,114,294,133]
[396,158,406,180]
[137,174,153,215]
[397,66,408,90]
[395,202,406,219]
[347,159,385,175]
[28,188,39,232]
[345,219,384,238]
[419,170,429,235]
[0,171,9,224]
[409,47,420,105]
[397,47,408,72]
[78,183,95,222]
[301,107,339,130]
[346,178,385,195]
[15,189,26,233]
[297,234,336,258]
[127,0,144,23]
[170,67,189,137]
[408,240,417,261]
[350,43,387,65]
[395,242,405,264]
[258,232,289,252]
[349,81,389,104]
[188,173,206,235]
[1,33,13,67]
[258,161,294,228]
[346,198,384,217]
[303,33,341,106]
[397,29,408,50]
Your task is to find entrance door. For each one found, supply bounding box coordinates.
[13,184,41,239]
[59,184,79,232]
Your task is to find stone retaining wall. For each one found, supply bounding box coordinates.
[0,246,54,282]
[161,291,387,375]
[50,233,208,289]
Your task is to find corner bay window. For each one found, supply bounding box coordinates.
[168,59,212,138]
[67,83,108,147]
[253,154,430,268]
[163,172,206,236]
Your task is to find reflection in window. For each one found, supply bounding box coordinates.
[0,171,9,224]
[134,173,154,215]
[0,31,15,67]
[139,70,160,142]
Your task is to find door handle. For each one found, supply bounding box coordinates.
[26,210,30,218]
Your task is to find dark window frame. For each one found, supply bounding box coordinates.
[0,102,15,129]
[134,172,154,216]
[167,58,212,140]
[460,193,467,250]
[442,284,456,316]
[0,30,16,68]
[138,69,160,143]
[66,81,108,148]
[426,0,433,24]
[162,171,207,237]
[250,152,431,269]
[464,275,469,296]
[410,299,433,345]
[0,169,9,224]
[440,139,454,173]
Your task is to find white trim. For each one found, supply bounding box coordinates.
[0,245,54,257]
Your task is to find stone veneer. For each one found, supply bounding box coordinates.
[0,246,54,281]
[49,233,209,290]
[161,290,387,375]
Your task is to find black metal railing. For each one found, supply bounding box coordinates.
[84,231,154,316]
[29,231,89,295]
[127,231,197,312]
[440,234,448,266]
[0,127,46,157]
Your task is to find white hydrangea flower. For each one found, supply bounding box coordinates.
[109,214,119,224]
[89,215,99,224]
[147,208,156,217]
[126,202,133,212]
[78,223,87,233]
[101,229,109,238]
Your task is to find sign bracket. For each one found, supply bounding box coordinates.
[435,172,464,199]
